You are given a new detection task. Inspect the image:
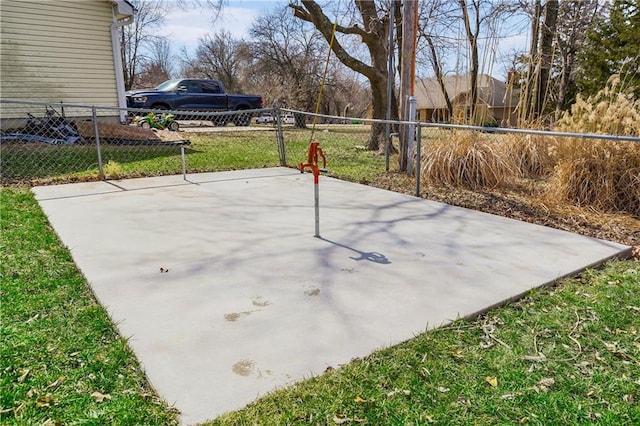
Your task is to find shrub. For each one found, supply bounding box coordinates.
[421,131,514,190]
[549,75,640,217]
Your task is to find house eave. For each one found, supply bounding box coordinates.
[111,0,135,20]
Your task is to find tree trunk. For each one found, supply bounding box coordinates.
[459,0,479,123]
[290,1,400,151]
[521,0,542,122]
[426,36,454,119]
[535,0,559,119]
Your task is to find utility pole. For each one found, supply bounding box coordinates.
[399,0,418,173]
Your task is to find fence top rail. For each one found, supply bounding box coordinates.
[420,122,640,143]
[282,107,640,144]
[0,99,270,118]
[3,99,638,143]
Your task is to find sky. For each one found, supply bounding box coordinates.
[158,0,530,80]
[158,1,284,54]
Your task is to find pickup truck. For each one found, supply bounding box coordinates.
[126,79,263,126]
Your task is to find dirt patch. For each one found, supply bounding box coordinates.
[232,360,254,376]
[372,172,640,260]
[75,121,187,142]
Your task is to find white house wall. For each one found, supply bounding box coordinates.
[1,0,119,107]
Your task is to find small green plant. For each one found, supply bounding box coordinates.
[103,160,122,179]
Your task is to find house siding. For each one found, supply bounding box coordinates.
[0,0,119,107]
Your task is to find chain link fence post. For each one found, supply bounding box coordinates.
[416,123,422,197]
[92,106,104,180]
[274,100,286,166]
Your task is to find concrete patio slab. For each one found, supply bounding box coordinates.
[33,167,630,425]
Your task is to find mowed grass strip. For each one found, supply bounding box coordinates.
[210,261,639,425]
[0,188,179,425]
[1,127,388,185]
[2,128,638,424]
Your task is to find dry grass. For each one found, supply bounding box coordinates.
[549,75,640,217]
[556,75,640,136]
[505,134,556,178]
[421,76,640,218]
[421,131,514,190]
[547,139,640,217]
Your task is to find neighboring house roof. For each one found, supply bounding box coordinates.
[415,74,519,110]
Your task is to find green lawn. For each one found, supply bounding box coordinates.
[1,128,638,424]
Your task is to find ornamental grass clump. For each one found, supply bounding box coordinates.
[421,131,514,190]
[505,134,556,178]
[549,75,640,217]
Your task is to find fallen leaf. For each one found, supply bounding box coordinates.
[17,369,30,383]
[501,393,520,399]
[386,388,410,397]
[36,393,54,408]
[46,376,65,390]
[449,348,464,359]
[522,354,547,363]
[91,391,112,403]
[333,414,350,424]
[354,396,367,403]
[485,376,498,387]
[538,377,555,388]
[457,396,470,405]
[437,386,449,393]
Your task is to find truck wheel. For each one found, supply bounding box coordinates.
[233,112,250,127]
[212,116,229,127]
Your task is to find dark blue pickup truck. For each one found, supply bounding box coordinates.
[126,79,263,126]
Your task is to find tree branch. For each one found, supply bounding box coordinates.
[289,1,375,79]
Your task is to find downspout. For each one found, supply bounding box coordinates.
[111,13,133,123]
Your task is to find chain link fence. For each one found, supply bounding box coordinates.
[2,98,639,216]
[0,100,273,182]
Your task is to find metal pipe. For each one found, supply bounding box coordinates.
[92,106,104,180]
[416,124,422,197]
[385,1,395,172]
[314,182,320,238]
[181,145,187,180]
[274,100,286,166]
[407,96,417,175]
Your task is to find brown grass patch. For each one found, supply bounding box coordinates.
[420,131,514,190]
[547,139,640,217]
[548,75,640,217]
[505,134,556,178]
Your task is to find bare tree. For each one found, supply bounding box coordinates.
[249,6,325,123]
[455,1,517,123]
[136,38,173,87]
[120,0,170,90]
[181,31,245,92]
[519,0,560,122]
[290,0,400,150]
[553,0,600,115]
[535,0,558,118]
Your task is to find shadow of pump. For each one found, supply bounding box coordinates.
[319,237,391,264]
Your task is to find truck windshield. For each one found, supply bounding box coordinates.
[155,79,181,92]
